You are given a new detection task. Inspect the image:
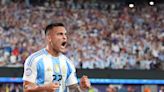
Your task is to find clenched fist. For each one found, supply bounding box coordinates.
[80,75,91,90]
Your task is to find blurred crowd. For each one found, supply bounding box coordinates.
[105,84,164,92]
[0,83,164,92]
[0,0,164,70]
[0,83,23,92]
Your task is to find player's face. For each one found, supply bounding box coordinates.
[48,26,67,54]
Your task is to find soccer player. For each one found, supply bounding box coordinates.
[23,23,91,92]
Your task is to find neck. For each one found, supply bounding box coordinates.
[46,45,59,57]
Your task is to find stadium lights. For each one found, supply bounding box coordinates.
[129,3,134,8]
[149,1,155,5]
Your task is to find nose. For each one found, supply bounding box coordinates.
[63,34,67,40]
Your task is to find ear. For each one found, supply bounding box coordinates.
[47,35,51,42]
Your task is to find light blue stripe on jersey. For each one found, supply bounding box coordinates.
[43,48,48,55]
[66,60,72,80]
[36,58,45,85]
[27,50,44,66]
[64,88,67,92]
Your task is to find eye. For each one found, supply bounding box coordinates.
[57,32,63,35]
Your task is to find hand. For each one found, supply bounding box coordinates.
[45,82,60,92]
[80,75,91,90]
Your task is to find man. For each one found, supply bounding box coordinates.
[23,23,91,92]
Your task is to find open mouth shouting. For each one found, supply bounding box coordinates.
[61,41,67,49]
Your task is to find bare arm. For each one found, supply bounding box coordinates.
[68,84,84,92]
[23,81,59,92]
[68,76,91,92]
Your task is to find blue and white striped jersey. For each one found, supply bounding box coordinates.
[23,48,78,92]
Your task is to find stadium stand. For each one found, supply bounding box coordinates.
[0,0,163,70]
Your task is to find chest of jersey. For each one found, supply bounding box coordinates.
[37,55,68,91]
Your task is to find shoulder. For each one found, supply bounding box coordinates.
[59,54,73,64]
[24,49,45,67]
[60,54,76,71]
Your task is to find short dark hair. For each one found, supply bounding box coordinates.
[44,23,65,35]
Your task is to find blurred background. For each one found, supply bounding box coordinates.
[0,0,164,92]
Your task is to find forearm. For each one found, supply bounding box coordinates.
[24,84,47,92]
[68,84,82,92]
[68,84,88,92]
[23,81,59,92]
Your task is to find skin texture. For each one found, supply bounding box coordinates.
[80,76,91,90]
[23,81,60,92]
[23,25,91,92]
[46,26,67,56]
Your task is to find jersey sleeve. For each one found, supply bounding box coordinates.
[23,55,37,83]
[65,58,78,86]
